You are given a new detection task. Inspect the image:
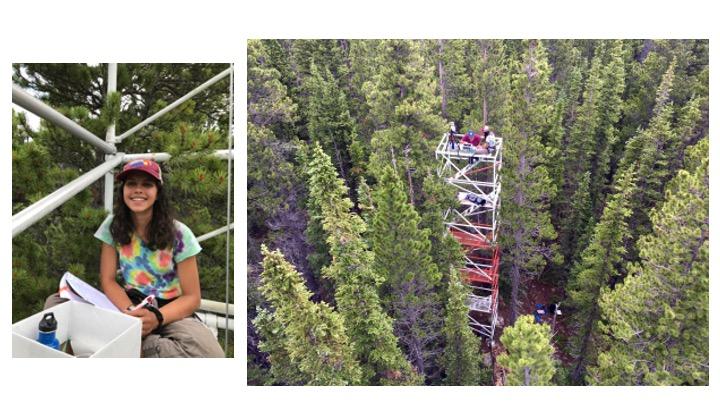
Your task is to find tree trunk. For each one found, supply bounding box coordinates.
[524,366,531,385]
[571,306,598,383]
[438,39,448,119]
[330,136,348,183]
[510,261,521,324]
[482,43,489,125]
[638,39,654,63]
[403,146,415,206]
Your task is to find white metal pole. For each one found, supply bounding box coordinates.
[122,152,172,163]
[224,65,234,350]
[104,63,118,213]
[12,154,126,237]
[200,299,235,315]
[12,84,117,154]
[197,223,235,243]
[115,67,233,143]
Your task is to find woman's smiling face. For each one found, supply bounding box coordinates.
[123,172,158,215]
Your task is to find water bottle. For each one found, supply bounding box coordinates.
[37,312,60,350]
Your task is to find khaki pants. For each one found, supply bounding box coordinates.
[44,293,225,358]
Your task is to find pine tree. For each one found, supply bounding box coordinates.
[590,40,626,215]
[557,44,604,262]
[467,40,512,130]
[287,39,349,140]
[497,315,557,385]
[247,123,294,234]
[254,245,362,385]
[247,40,298,131]
[566,168,637,383]
[296,143,333,300]
[307,144,420,385]
[434,39,474,121]
[361,40,459,312]
[559,171,592,265]
[305,63,359,185]
[441,267,487,385]
[370,166,442,376]
[499,40,562,323]
[588,138,708,385]
[363,39,445,198]
[546,40,585,231]
[617,60,678,262]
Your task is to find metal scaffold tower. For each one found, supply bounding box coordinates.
[436,129,503,340]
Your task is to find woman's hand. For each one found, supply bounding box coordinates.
[125,307,159,337]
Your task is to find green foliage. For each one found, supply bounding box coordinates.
[307,144,421,385]
[441,268,486,385]
[588,140,708,386]
[590,40,627,213]
[370,166,442,376]
[99,91,121,129]
[247,122,295,235]
[566,168,637,382]
[247,39,709,386]
[559,171,592,265]
[247,40,298,131]
[498,315,557,385]
[255,246,362,385]
[305,63,359,186]
[615,59,702,266]
[499,40,562,322]
[363,39,445,199]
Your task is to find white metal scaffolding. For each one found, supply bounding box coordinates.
[436,131,503,340]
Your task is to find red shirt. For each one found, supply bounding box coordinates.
[461,133,481,146]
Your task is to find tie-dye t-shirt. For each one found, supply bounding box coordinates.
[94,215,202,300]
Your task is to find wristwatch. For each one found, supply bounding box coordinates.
[145,305,164,333]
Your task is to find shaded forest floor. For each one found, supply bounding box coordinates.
[487,278,574,383]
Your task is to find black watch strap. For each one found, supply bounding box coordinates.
[145,305,164,332]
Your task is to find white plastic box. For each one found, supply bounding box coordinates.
[12,301,142,358]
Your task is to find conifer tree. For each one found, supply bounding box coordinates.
[305,63,359,185]
[363,40,445,197]
[307,144,420,385]
[667,96,703,173]
[560,171,593,265]
[497,315,556,385]
[361,40,459,303]
[247,123,294,234]
[546,40,585,221]
[441,267,487,385]
[588,139,708,385]
[296,143,333,299]
[616,60,679,261]
[434,39,474,121]
[467,40,512,130]
[255,245,362,385]
[248,40,298,132]
[285,40,351,144]
[566,168,637,383]
[499,40,562,323]
[370,166,442,376]
[557,44,604,262]
[590,40,626,214]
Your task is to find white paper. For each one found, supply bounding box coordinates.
[59,272,120,312]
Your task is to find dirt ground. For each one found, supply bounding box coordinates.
[482,278,574,384]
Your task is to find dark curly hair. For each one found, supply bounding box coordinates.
[110,176,176,250]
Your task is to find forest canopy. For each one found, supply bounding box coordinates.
[247,39,708,386]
